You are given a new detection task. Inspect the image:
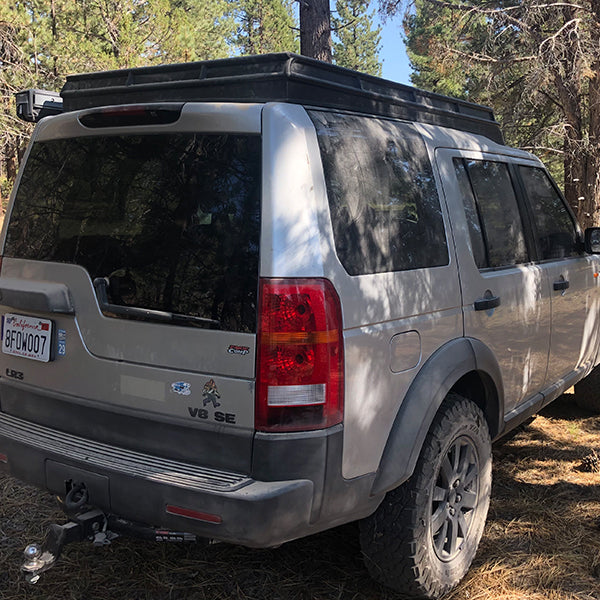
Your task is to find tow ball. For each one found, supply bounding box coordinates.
[21,508,117,584]
[22,480,201,583]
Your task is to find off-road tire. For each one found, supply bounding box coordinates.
[359,394,492,599]
[573,366,600,413]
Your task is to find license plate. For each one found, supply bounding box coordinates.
[2,313,53,362]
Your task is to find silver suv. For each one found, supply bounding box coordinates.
[2,53,600,598]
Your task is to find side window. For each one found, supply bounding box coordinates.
[519,166,579,260]
[308,111,449,275]
[453,159,487,269]
[454,158,528,268]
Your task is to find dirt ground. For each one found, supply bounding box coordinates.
[1,393,599,600]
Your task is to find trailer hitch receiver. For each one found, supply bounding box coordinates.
[21,509,112,584]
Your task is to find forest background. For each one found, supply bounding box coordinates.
[0,0,383,210]
[2,0,600,229]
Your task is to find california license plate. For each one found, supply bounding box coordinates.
[2,313,53,362]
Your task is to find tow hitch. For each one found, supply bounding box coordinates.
[21,485,202,585]
[21,508,112,584]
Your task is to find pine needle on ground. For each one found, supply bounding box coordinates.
[1,394,599,600]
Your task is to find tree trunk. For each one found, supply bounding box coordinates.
[300,0,332,62]
[6,143,18,183]
[585,0,600,228]
[551,5,588,226]
[564,141,597,230]
[578,70,600,229]
[580,153,600,229]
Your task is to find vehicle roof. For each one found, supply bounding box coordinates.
[415,122,539,162]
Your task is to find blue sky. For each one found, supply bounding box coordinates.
[298,1,413,85]
[377,14,412,84]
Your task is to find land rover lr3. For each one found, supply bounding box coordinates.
[2,53,600,599]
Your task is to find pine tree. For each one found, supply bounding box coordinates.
[332,0,382,76]
[0,1,41,208]
[394,0,600,228]
[0,0,234,209]
[403,0,485,99]
[160,0,234,63]
[234,0,298,55]
[43,0,233,74]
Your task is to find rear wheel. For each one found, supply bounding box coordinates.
[359,395,492,599]
[573,366,600,412]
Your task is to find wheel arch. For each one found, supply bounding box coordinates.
[370,337,503,496]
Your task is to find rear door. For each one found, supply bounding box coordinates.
[437,149,551,414]
[515,165,600,387]
[0,103,262,468]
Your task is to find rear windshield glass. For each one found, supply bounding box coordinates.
[5,134,261,333]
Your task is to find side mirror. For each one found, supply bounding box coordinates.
[584,227,600,253]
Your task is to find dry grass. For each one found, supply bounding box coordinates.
[1,394,599,600]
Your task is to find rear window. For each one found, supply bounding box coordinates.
[5,134,261,333]
[308,111,448,275]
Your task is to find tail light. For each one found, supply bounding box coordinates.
[256,278,344,432]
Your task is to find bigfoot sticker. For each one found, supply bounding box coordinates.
[202,379,221,408]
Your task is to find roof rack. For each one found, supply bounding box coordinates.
[59,53,502,143]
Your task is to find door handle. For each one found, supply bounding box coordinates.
[474,295,501,311]
[553,279,570,291]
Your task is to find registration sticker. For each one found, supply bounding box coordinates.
[57,329,66,356]
[2,313,53,362]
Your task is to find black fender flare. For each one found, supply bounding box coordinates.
[371,337,503,496]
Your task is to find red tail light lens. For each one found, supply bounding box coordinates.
[256,278,344,432]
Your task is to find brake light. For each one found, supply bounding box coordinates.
[256,278,344,432]
[79,104,183,127]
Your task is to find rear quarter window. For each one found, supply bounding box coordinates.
[308,111,449,276]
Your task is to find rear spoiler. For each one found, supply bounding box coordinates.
[16,89,63,123]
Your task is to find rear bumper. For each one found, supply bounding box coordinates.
[0,412,380,547]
